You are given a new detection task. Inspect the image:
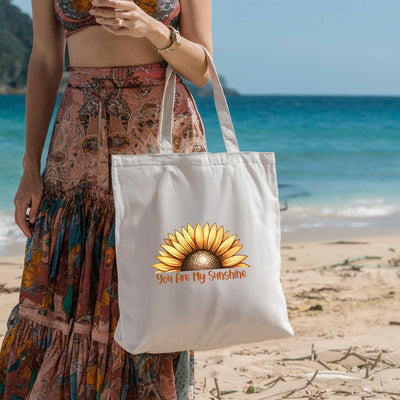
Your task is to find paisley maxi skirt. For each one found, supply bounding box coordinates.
[0,61,207,399]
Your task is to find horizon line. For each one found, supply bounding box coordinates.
[232,93,400,98]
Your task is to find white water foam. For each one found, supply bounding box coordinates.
[283,198,400,219]
[0,212,26,245]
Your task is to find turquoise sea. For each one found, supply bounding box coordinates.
[0,94,399,249]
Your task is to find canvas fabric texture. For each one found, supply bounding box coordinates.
[111,45,294,355]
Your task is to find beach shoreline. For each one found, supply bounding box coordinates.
[1,212,399,256]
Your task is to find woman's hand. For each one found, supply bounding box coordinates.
[14,169,43,238]
[89,0,165,41]
[89,0,213,87]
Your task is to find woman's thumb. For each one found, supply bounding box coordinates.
[28,195,41,223]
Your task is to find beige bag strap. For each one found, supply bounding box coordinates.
[159,44,240,154]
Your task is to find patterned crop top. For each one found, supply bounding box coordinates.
[54,0,180,38]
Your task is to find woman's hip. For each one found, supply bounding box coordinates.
[43,62,207,195]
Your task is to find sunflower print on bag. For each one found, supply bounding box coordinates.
[153,222,250,273]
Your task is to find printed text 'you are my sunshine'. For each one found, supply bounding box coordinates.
[156,269,247,285]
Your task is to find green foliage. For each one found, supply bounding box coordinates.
[0,0,33,88]
[184,76,240,98]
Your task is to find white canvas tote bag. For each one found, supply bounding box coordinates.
[111,45,293,354]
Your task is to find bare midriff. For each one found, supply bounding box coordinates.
[66,25,165,67]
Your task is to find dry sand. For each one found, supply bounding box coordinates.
[195,234,400,399]
[0,234,399,399]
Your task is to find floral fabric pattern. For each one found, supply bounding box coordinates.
[0,61,206,399]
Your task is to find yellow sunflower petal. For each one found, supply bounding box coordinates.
[219,244,243,261]
[216,234,237,256]
[168,233,177,242]
[158,250,170,257]
[210,225,224,253]
[170,240,189,256]
[160,244,186,259]
[187,223,196,241]
[181,226,196,250]
[152,263,180,271]
[231,262,250,268]
[207,223,217,250]
[232,239,240,247]
[154,269,180,273]
[155,256,182,267]
[202,222,210,249]
[164,238,173,246]
[222,230,230,242]
[195,223,204,249]
[175,230,192,253]
[221,254,248,267]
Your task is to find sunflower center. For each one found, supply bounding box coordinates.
[181,249,222,271]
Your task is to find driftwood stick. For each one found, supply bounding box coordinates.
[214,377,222,400]
[340,352,369,362]
[344,346,353,357]
[308,370,319,385]
[281,390,296,398]
[370,349,382,370]
[373,389,400,396]
[264,376,284,390]
[344,263,397,269]
[311,343,316,361]
[317,359,332,370]
[323,255,382,270]
[258,371,320,399]
[282,355,311,361]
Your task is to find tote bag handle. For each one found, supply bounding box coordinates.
[159,44,240,154]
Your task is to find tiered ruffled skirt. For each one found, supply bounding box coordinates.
[0,61,207,399]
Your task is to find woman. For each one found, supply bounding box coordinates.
[0,0,212,398]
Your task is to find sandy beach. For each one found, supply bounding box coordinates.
[0,232,399,398]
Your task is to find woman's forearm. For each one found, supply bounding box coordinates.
[147,22,210,87]
[23,57,64,176]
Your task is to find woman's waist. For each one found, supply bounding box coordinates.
[66,29,169,88]
[67,61,169,89]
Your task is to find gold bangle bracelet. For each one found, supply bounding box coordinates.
[152,26,181,55]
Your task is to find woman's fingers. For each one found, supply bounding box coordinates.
[90,7,132,18]
[91,0,138,12]
[90,5,132,29]
[94,16,123,27]
[28,192,42,225]
[14,197,32,238]
[13,175,43,239]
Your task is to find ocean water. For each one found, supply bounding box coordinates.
[1,94,399,248]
